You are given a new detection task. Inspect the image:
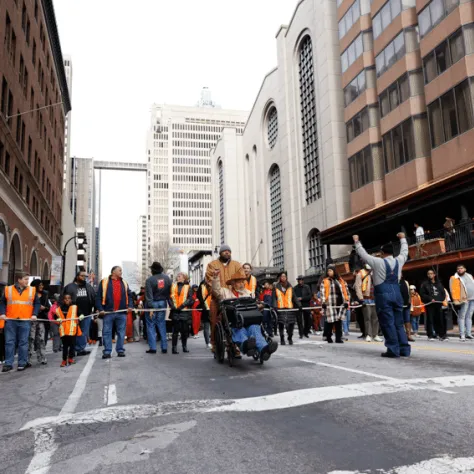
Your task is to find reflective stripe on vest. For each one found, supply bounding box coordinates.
[245,276,257,295]
[171,283,190,308]
[201,285,212,310]
[276,287,293,309]
[56,306,80,337]
[5,286,36,319]
[101,278,129,307]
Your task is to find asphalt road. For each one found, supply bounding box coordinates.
[2,333,474,474]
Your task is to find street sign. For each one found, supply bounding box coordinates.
[50,256,63,286]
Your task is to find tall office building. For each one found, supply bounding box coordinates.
[122,260,140,292]
[63,54,72,194]
[146,88,247,262]
[70,156,95,271]
[137,215,147,285]
[321,0,474,284]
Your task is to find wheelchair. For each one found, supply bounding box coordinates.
[214,297,276,366]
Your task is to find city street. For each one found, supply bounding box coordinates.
[2,335,474,474]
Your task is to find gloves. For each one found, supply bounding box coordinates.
[0,315,6,320]
[343,303,349,309]
[176,305,184,312]
[321,303,327,310]
[98,311,105,319]
[79,314,85,321]
[31,315,37,321]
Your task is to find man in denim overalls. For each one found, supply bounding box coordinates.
[353,233,411,358]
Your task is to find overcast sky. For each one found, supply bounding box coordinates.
[54,0,297,277]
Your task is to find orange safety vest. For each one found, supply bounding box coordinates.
[410,293,424,316]
[101,278,129,307]
[201,285,212,310]
[360,269,371,293]
[276,287,294,309]
[56,305,82,337]
[245,276,257,295]
[171,283,190,308]
[5,285,36,320]
[323,278,349,302]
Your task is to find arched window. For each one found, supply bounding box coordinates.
[266,106,278,149]
[308,229,324,272]
[269,165,284,269]
[298,35,320,204]
[218,160,225,244]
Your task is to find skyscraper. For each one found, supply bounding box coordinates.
[137,215,147,285]
[146,89,247,263]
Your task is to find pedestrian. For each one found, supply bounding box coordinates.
[205,244,242,350]
[63,270,96,356]
[273,271,302,346]
[145,262,172,354]
[197,279,212,349]
[242,263,258,298]
[353,233,411,358]
[170,273,194,354]
[0,282,7,364]
[0,272,40,372]
[420,269,448,341]
[48,294,62,353]
[354,264,382,342]
[260,280,274,337]
[320,266,349,344]
[444,217,456,251]
[449,264,474,341]
[309,292,322,335]
[191,285,201,339]
[352,269,366,339]
[414,223,425,242]
[29,279,50,365]
[399,275,415,342]
[409,286,424,337]
[96,266,134,359]
[55,293,84,367]
[294,275,312,339]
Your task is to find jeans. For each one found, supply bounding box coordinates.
[375,284,410,357]
[343,310,350,334]
[5,320,31,367]
[50,322,61,351]
[103,312,126,355]
[457,300,474,337]
[402,307,410,324]
[426,304,445,339]
[232,325,268,352]
[203,321,210,345]
[411,317,419,333]
[76,316,92,352]
[146,300,168,351]
[263,309,273,337]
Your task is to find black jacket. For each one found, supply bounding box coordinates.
[38,290,51,319]
[420,279,445,304]
[293,283,312,307]
[145,273,172,306]
[399,280,410,309]
[63,282,95,308]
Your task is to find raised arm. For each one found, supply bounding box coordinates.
[353,236,378,269]
[396,233,408,266]
[211,270,227,301]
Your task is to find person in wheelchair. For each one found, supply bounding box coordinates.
[211,269,278,361]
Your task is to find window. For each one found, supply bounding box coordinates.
[349,145,375,191]
[269,165,284,269]
[375,32,406,77]
[344,69,367,106]
[346,107,370,142]
[379,73,410,117]
[339,0,361,39]
[267,106,278,149]
[32,40,36,65]
[218,160,224,244]
[299,36,320,203]
[427,79,473,148]
[341,34,363,73]
[308,229,324,272]
[383,118,416,172]
[419,0,459,38]
[373,0,415,39]
[423,27,467,84]
[5,152,10,176]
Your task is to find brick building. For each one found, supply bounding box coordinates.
[0,0,71,283]
[322,0,474,288]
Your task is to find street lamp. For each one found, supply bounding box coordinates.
[60,230,87,290]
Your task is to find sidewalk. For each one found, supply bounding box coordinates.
[348,323,463,339]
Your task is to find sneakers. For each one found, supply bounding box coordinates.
[2,365,13,373]
[77,350,91,356]
[466,335,473,340]
[60,360,67,367]
[428,338,436,341]
[102,354,111,359]
[373,336,383,342]
[260,346,271,362]
[41,361,47,365]
[460,336,466,342]
[17,366,26,371]
[365,335,372,342]
[172,346,179,354]
[68,358,76,365]
[381,351,398,358]
[182,346,190,353]
[146,349,157,354]
[117,352,126,357]
[315,331,322,336]
[162,349,168,354]
[207,343,212,350]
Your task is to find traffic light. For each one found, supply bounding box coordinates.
[76,228,87,270]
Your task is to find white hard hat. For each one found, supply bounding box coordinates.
[409,285,416,290]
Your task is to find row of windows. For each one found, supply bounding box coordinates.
[171,166,210,174]
[427,79,474,149]
[174,227,211,236]
[341,33,363,73]
[172,192,211,200]
[346,107,369,143]
[379,73,410,117]
[383,117,416,173]
[339,0,361,39]
[375,31,405,77]
[172,140,213,149]
[419,0,459,39]
[423,25,474,85]
[172,210,211,217]
[172,157,209,165]
[373,0,415,39]
[172,201,212,209]
[344,68,369,107]
[172,132,220,141]
[172,122,244,131]
[172,219,211,227]
[349,144,376,191]
[171,149,210,157]
[172,237,212,245]
[171,174,210,183]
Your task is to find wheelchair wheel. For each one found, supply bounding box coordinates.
[227,343,235,367]
[252,352,259,361]
[215,323,225,364]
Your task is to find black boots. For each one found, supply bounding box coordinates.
[98,337,103,347]
[172,346,179,354]
[280,335,286,346]
[182,345,189,353]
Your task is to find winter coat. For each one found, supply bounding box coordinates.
[294,283,312,307]
[420,279,445,304]
[63,282,95,307]
[320,277,349,323]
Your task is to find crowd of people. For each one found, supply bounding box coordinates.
[1,237,474,371]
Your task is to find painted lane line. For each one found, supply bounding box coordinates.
[328,454,474,473]
[24,345,99,474]
[22,374,474,431]
[107,384,117,406]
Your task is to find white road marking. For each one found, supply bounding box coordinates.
[328,454,474,473]
[107,384,117,406]
[24,345,99,474]
[23,374,474,431]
